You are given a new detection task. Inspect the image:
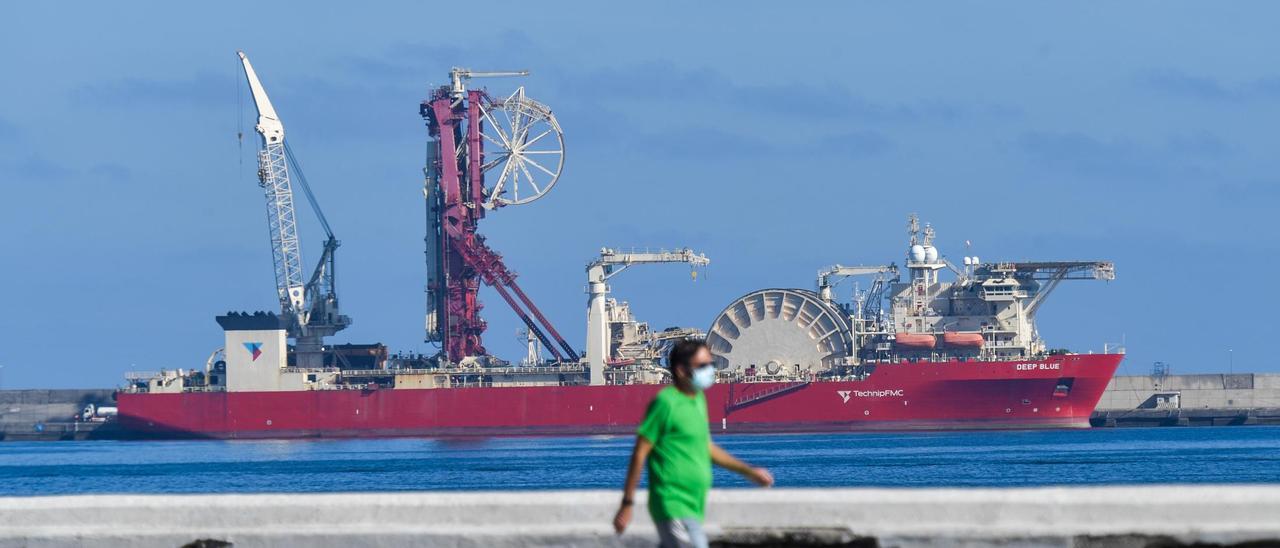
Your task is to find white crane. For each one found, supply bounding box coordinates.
[447,67,530,98]
[238,51,349,368]
[585,248,710,385]
[817,264,899,304]
[817,264,900,352]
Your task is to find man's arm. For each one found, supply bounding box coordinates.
[710,441,774,487]
[614,436,653,534]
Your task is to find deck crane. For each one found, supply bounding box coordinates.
[817,264,900,357]
[817,264,900,306]
[238,51,350,368]
[586,248,711,385]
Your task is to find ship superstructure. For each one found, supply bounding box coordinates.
[877,215,1115,361]
[705,214,1115,382]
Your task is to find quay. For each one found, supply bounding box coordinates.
[0,390,115,441]
[1092,372,1280,427]
[1,486,1278,547]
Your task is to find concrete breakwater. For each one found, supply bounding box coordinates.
[1097,373,1280,410]
[0,389,115,441]
[1,486,1278,547]
[1093,373,1280,427]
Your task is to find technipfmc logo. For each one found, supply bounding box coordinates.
[243,342,264,362]
[837,389,905,403]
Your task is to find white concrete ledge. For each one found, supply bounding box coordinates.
[2,486,1278,547]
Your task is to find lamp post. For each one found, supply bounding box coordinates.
[1228,349,1233,375]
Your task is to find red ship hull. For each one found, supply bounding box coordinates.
[116,354,1121,439]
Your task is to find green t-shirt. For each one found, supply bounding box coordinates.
[637,386,712,521]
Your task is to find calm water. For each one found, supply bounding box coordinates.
[3,427,1278,496]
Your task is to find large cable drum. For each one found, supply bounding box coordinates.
[705,288,853,376]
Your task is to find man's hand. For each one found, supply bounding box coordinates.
[747,467,774,487]
[613,504,633,534]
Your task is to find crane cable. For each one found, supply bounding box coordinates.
[283,142,334,240]
[236,56,244,184]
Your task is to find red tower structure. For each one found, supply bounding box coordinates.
[420,69,577,364]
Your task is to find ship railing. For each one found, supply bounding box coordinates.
[311,383,378,391]
[860,354,1007,364]
[722,372,816,384]
[361,365,587,376]
[124,371,163,381]
[282,367,341,374]
[462,380,581,388]
[182,385,226,393]
[443,380,567,389]
[859,347,1125,365]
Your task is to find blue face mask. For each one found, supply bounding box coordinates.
[691,365,716,391]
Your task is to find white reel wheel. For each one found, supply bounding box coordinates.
[479,87,564,208]
[705,288,854,375]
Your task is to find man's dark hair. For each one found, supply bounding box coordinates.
[667,338,708,372]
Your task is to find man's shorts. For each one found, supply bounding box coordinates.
[654,517,707,548]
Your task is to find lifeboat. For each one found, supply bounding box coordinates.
[943,331,985,348]
[894,332,937,349]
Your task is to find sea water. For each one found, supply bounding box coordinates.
[3,426,1278,496]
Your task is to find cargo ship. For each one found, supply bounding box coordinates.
[117,217,1121,438]
[117,355,1117,438]
[115,55,1122,439]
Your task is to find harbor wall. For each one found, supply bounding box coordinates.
[1096,373,1280,410]
[1,486,1278,547]
[0,389,115,440]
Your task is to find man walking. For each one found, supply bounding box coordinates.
[613,339,773,548]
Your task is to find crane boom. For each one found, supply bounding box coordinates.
[239,52,284,143]
[238,51,306,317]
[586,248,711,385]
[588,248,712,280]
[817,264,898,304]
[448,68,530,97]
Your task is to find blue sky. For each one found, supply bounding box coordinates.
[2,2,1276,388]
